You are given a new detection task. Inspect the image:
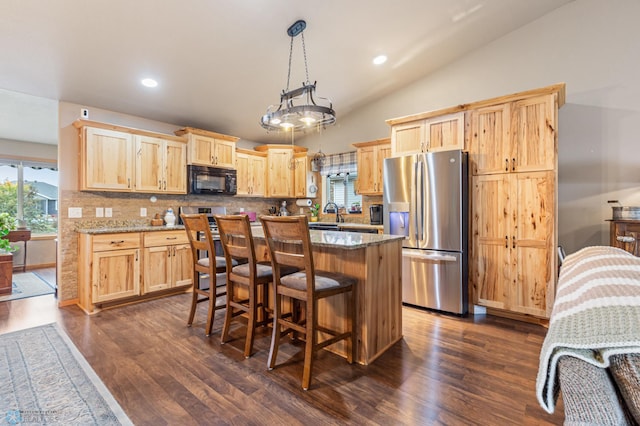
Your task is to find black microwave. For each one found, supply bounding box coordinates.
[187,165,237,195]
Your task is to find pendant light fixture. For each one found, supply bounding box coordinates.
[260,19,336,132]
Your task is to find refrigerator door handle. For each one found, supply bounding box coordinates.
[403,250,458,262]
[413,160,420,241]
[416,158,425,241]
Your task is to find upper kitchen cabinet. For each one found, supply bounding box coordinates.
[134,135,187,194]
[353,138,391,195]
[293,152,311,198]
[75,120,187,193]
[174,127,238,169]
[255,145,308,198]
[236,148,266,197]
[79,125,134,191]
[469,94,557,175]
[388,111,464,156]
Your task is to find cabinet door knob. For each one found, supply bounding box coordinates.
[617,235,636,243]
[505,159,509,172]
[505,236,509,248]
[512,158,516,171]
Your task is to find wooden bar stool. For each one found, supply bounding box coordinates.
[260,215,356,390]
[181,213,230,336]
[214,214,274,358]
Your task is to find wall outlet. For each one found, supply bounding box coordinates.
[105,207,113,218]
[81,108,89,119]
[140,207,147,217]
[96,207,104,218]
[68,207,82,218]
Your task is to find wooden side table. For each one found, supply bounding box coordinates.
[609,220,640,256]
[0,252,12,294]
[6,229,31,272]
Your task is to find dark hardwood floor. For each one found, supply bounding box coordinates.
[1,268,564,425]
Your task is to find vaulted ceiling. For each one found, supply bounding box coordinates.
[0,0,573,145]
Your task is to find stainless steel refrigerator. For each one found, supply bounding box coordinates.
[383,150,468,315]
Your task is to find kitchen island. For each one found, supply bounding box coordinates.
[77,224,404,365]
[250,227,404,365]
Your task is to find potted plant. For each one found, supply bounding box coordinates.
[0,212,16,294]
[309,203,321,222]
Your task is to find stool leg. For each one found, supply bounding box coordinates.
[187,273,199,327]
[268,292,282,370]
[205,274,219,336]
[221,279,233,344]
[244,283,257,358]
[301,299,317,390]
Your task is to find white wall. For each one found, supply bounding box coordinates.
[302,0,640,254]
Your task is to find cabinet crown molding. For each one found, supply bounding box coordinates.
[73,119,186,143]
[385,82,566,126]
[174,127,239,142]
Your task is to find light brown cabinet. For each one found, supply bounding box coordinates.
[255,145,308,198]
[389,111,464,156]
[78,232,141,312]
[469,95,556,175]
[142,230,192,294]
[468,88,562,320]
[236,149,267,197]
[609,220,640,256]
[80,126,135,191]
[76,121,187,194]
[353,138,391,195]
[78,230,193,314]
[134,135,186,194]
[471,171,555,318]
[293,153,312,198]
[175,127,238,169]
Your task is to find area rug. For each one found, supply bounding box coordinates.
[0,323,133,425]
[0,272,55,302]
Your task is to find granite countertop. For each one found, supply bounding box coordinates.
[76,224,186,234]
[77,223,403,249]
[251,227,403,250]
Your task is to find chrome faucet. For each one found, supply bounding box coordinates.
[324,201,340,223]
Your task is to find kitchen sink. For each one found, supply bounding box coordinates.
[308,222,340,231]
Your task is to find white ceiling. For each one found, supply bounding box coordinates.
[0,0,573,146]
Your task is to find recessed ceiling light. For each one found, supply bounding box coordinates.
[141,78,158,88]
[373,55,387,65]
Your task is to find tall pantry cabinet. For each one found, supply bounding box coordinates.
[468,87,564,319]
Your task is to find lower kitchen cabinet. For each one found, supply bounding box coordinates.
[471,171,556,319]
[142,231,193,293]
[78,233,141,312]
[78,230,192,314]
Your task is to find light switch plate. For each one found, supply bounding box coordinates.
[68,207,82,218]
[105,208,113,218]
[140,207,147,217]
[96,207,104,218]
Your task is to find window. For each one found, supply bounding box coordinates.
[326,173,362,210]
[319,151,362,213]
[0,160,58,234]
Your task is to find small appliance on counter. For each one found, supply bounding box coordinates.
[370,204,383,225]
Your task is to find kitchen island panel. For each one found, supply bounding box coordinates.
[253,235,403,365]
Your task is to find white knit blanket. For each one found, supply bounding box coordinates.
[536,246,640,413]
